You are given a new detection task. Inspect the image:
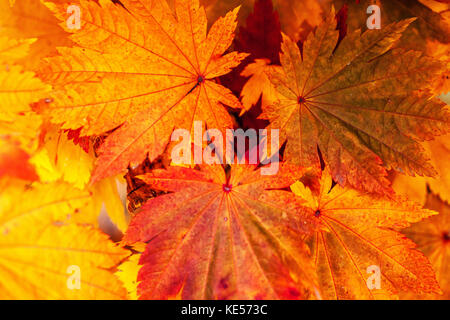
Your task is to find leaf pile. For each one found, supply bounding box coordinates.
[0,0,449,300]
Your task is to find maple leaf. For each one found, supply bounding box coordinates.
[425,134,450,203]
[40,0,248,183]
[0,181,92,232]
[0,222,128,299]
[291,169,441,299]
[391,173,428,205]
[0,180,129,299]
[0,36,50,178]
[116,244,146,300]
[403,193,450,299]
[240,59,282,113]
[426,39,450,95]
[0,36,50,121]
[123,163,319,299]
[239,5,347,114]
[0,112,43,154]
[18,120,129,231]
[332,0,450,50]
[261,12,449,194]
[218,0,282,132]
[30,125,94,189]
[74,175,129,233]
[392,133,450,204]
[331,0,450,95]
[0,0,73,70]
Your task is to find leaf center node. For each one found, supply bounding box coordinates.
[197,75,205,84]
[443,231,450,242]
[222,183,232,193]
[297,96,306,104]
[314,209,321,218]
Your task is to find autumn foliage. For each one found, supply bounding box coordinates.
[0,0,449,300]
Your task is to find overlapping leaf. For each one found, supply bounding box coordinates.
[404,193,450,299]
[0,0,72,70]
[0,36,50,121]
[393,133,450,204]
[40,0,248,183]
[332,0,450,51]
[0,35,50,177]
[0,181,129,299]
[0,0,448,301]
[331,0,450,95]
[123,164,319,299]
[261,12,449,194]
[0,222,128,299]
[291,169,441,299]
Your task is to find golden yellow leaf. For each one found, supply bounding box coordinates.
[0,178,129,299]
[30,126,94,189]
[391,173,428,205]
[0,181,91,232]
[75,175,129,233]
[0,222,128,299]
[0,36,49,158]
[116,247,144,300]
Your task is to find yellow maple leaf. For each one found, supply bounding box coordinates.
[115,244,146,300]
[75,175,129,234]
[24,123,129,230]
[0,36,50,121]
[0,36,49,160]
[30,126,94,189]
[0,181,92,232]
[0,222,128,299]
[0,180,129,299]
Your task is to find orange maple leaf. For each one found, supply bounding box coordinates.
[39,0,248,183]
[392,133,450,205]
[404,193,450,299]
[291,169,441,299]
